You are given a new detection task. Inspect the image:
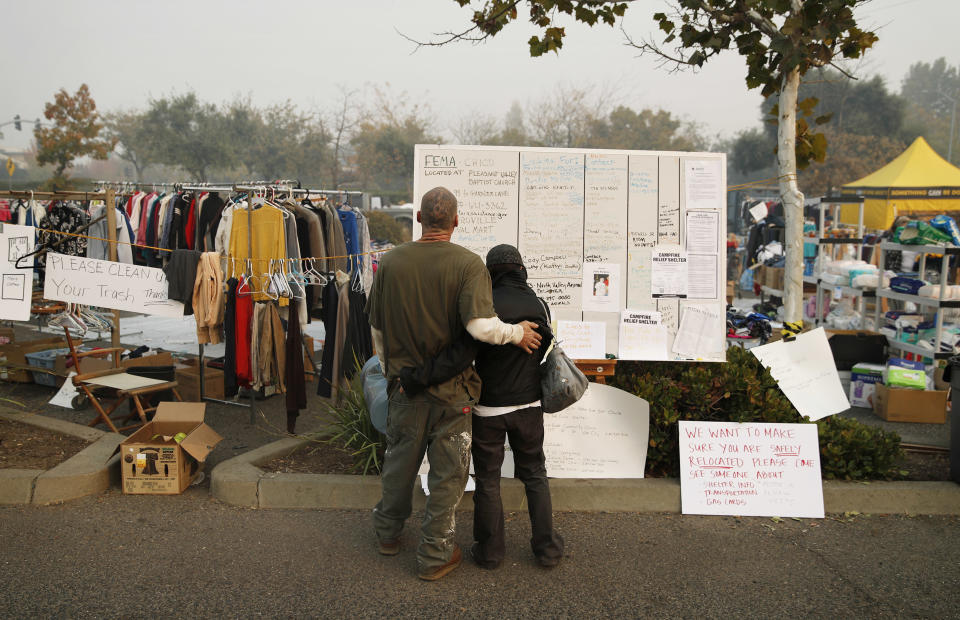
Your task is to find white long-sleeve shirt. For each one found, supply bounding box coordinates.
[371,316,522,375]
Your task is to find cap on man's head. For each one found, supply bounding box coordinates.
[486,244,524,268]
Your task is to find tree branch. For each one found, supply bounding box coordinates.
[827,61,860,81]
[396,0,522,51]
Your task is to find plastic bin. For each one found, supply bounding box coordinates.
[24,348,71,387]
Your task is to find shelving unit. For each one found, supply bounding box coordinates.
[809,198,875,327]
[873,241,960,361]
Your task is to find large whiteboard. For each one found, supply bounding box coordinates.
[414,145,727,362]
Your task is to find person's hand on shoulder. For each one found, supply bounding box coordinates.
[515,320,542,354]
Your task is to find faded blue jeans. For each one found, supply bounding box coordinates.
[372,388,472,573]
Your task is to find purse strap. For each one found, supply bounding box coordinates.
[536,297,556,339]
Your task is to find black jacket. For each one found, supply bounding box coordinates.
[476,269,551,407]
[399,269,551,402]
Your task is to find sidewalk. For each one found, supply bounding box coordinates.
[1,490,958,617]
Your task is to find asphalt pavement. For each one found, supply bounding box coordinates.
[2,490,958,618]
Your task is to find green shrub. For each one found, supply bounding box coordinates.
[609,345,904,480]
[320,371,385,475]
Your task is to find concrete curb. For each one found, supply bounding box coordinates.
[0,412,123,505]
[210,437,960,515]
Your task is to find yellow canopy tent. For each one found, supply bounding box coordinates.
[838,136,960,230]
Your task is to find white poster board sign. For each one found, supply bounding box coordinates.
[44,253,185,317]
[750,328,850,421]
[0,224,35,321]
[542,383,649,478]
[413,144,726,361]
[420,384,649,480]
[679,421,824,518]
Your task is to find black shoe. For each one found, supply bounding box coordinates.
[536,553,562,568]
[377,537,400,556]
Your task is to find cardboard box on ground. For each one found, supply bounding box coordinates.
[174,336,315,401]
[873,383,948,424]
[176,360,224,401]
[119,402,223,494]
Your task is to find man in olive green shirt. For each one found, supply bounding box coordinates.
[366,186,541,581]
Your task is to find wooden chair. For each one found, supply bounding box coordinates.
[63,326,182,433]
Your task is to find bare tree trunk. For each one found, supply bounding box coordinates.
[778,65,805,325]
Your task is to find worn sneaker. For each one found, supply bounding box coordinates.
[418,545,462,581]
[378,538,400,556]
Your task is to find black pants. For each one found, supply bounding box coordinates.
[471,406,563,567]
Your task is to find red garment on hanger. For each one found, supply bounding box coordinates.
[235,280,254,388]
[185,195,198,250]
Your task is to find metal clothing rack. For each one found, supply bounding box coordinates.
[182,182,324,420]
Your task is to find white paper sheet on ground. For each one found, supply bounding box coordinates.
[0,224,35,321]
[685,211,720,254]
[749,327,850,421]
[581,262,620,312]
[49,372,78,408]
[678,421,825,518]
[83,373,168,390]
[651,245,688,298]
[420,474,476,496]
[684,159,723,211]
[618,310,668,360]
[673,304,724,358]
[556,320,605,359]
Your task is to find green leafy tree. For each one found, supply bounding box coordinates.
[367,210,409,244]
[103,109,154,182]
[589,105,703,151]
[350,88,440,199]
[432,0,878,324]
[33,84,115,189]
[901,58,959,164]
[797,130,906,196]
[729,127,777,176]
[762,69,906,139]
[143,92,235,181]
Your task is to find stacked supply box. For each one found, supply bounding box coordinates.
[849,363,884,408]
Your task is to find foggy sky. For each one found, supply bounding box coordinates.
[2,0,956,151]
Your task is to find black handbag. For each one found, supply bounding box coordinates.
[536,298,588,413]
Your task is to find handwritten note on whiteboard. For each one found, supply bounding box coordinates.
[750,327,850,421]
[679,421,825,518]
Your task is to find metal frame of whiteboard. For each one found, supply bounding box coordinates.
[413,144,727,362]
